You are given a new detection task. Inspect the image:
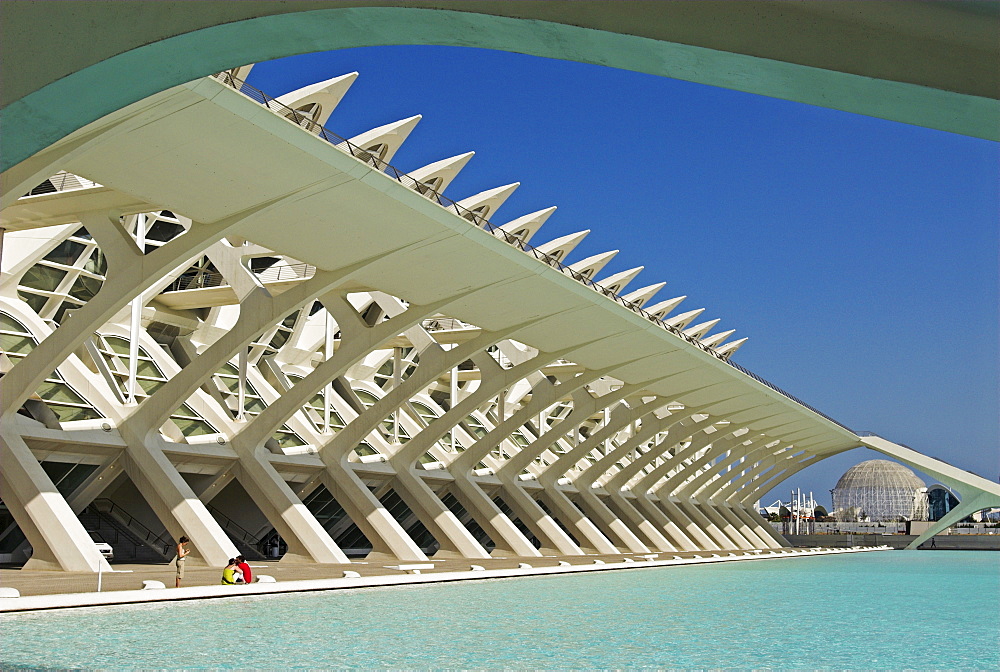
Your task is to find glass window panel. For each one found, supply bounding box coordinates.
[1,333,36,355]
[104,336,131,355]
[354,389,379,407]
[465,416,488,438]
[146,220,184,243]
[48,404,102,423]
[20,265,67,292]
[1,314,29,333]
[217,376,240,393]
[42,240,86,266]
[53,301,82,325]
[268,329,290,350]
[354,443,379,457]
[244,398,267,414]
[82,249,107,276]
[67,274,103,303]
[135,359,163,378]
[35,381,87,404]
[172,417,216,437]
[137,378,164,395]
[273,430,307,448]
[17,291,49,313]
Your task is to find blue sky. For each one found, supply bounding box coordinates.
[248,45,998,507]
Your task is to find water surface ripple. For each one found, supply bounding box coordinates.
[1,551,997,669]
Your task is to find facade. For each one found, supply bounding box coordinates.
[1,64,997,573]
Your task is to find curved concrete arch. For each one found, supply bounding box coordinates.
[2,2,998,175]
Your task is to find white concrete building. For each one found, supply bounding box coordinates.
[1,68,997,573]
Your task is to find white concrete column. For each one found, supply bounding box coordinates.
[0,430,111,572]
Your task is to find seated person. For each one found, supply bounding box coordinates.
[235,555,252,584]
[221,558,241,585]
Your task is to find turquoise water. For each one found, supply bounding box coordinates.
[1,551,997,670]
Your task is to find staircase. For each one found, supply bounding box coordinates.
[79,508,171,563]
[206,506,267,560]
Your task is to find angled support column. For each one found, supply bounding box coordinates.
[325,311,531,560]
[674,499,738,550]
[711,501,769,548]
[656,497,722,551]
[115,431,237,567]
[728,503,789,548]
[629,494,700,551]
[389,468,491,559]
[228,444,348,564]
[447,475,541,557]
[494,473,583,555]
[320,463,426,561]
[542,401,658,553]
[0,431,111,571]
[534,486,622,554]
[66,454,124,514]
[694,499,755,550]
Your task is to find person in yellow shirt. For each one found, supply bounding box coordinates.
[221,558,239,585]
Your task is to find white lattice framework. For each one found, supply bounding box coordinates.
[1,68,997,573]
[832,460,927,522]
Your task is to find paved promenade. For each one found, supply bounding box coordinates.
[0,547,889,613]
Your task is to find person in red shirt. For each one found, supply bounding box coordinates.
[235,555,252,584]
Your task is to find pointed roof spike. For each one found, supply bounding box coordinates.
[684,318,721,339]
[645,296,687,320]
[407,151,475,195]
[227,64,255,81]
[700,329,736,348]
[534,230,590,261]
[596,266,643,295]
[346,114,422,165]
[664,308,705,330]
[275,72,359,127]
[497,206,557,245]
[568,250,619,279]
[623,282,666,307]
[715,337,748,358]
[455,183,520,221]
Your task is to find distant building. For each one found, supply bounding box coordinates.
[926,484,961,522]
[832,460,927,522]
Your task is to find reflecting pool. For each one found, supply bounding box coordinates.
[1,551,997,669]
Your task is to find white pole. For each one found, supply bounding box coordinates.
[236,347,247,421]
[450,364,458,452]
[604,407,611,455]
[97,561,104,592]
[126,213,145,405]
[392,347,402,443]
[324,310,333,433]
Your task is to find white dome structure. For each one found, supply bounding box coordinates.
[832,460,926,522]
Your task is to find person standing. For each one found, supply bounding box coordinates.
[235,555,252,584]
[175,536,191,588]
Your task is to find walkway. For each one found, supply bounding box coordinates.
[0,547,888,613]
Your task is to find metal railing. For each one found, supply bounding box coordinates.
[165,262,316,292]
[208,70,855,435]
[92,499,173,556]
[421,317,474,332]
[207,505,263,546]
[24,171,102,197]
